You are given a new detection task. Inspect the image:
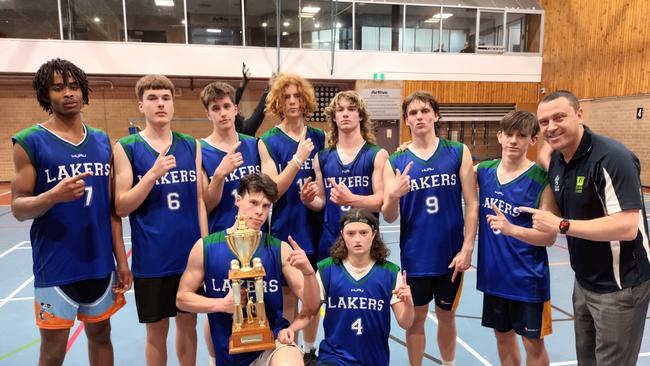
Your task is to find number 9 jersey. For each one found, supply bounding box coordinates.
[118,131,201,278]
[388,139,465,276]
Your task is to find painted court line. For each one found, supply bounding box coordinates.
[0,276,34,309]
[0,190,11,197]
[427,312,492,365]
[0,241,29,259]
[550,352,650,365]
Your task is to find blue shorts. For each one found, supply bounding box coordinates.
[34,272,125,329]
[481,293,552,339]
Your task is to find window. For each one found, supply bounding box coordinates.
[61,0,125,41]
[506,13,542,53]
[125,0,185,43]
[354,3,402,51]
[0,0,60,39]
[441,7,476,53]
[478,10,504,52]
[187,0,242,45]
[245,0,298,48]
[301,0,352,50]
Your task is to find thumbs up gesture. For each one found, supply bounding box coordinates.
[214,141,243,180]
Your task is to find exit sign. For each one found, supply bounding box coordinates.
[373,72,385,80]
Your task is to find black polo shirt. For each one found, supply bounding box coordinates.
[548,126,650,293]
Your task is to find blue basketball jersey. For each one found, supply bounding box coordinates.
[477,160,550,302]
[201,134,260,233]
[12,124,115,287]
[318,258,399,366]
[260,126,325,255]
[204,230,286,366]
[388,139,465,276]
[318,143,380,260]
[118,131,201,278]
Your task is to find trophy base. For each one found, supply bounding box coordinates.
[229,323,275,354]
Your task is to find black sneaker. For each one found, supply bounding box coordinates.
[303,349,317,366]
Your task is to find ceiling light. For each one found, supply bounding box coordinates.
[431,12,453,19]
[181,19,186,24]
[262,22,268,27]
[206,28,221,33]
[301,6,320,14]
[283,21,290,27]
[282,31,289,36]
[93,17,100,23]
[424,19,440,23]
[315,23,320,28]
[335,22,342,28]
[155,0,174,7]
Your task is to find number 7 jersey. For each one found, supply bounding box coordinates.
[388,139,465,276]
[118,131,201,278]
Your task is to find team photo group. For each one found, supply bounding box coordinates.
[11,58,650,366]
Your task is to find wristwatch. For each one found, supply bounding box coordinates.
[559,219,570,234]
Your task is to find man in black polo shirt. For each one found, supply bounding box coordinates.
[520,90,650,365]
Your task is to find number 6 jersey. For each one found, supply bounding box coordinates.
[388,139,465,277]
[118,131,201,278]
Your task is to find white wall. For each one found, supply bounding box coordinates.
[0,39,541,82]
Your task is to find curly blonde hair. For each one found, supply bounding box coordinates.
[265,73,317,119]
[324,90,375,148]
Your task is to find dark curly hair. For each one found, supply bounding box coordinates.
[32,58,90,113]
[330,209,389,264]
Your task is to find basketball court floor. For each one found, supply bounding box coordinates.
[1,189,650,365]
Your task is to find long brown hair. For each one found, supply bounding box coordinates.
[330,209,389,264]
[324,90,375,148]
[265,73,317,119]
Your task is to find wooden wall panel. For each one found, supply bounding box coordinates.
[540,0,650,98]
[402,81,540,104]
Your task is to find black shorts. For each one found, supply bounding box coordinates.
[481,293,552,339]
[133,274,205,323]
[407,272,464,309]
[280,251,319,287]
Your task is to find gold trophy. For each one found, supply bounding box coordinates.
[226,215,275,354]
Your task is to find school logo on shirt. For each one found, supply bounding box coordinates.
[553,176,560,192]
[575,176,585,193]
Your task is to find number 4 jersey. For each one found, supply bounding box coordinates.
[388,139,465,277]
[118,131,201,278]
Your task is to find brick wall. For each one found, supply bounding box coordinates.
[0,81,280,181]
[580,96,650,186]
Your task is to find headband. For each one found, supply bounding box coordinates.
[342,216,377,231]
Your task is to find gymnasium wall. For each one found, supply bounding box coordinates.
[539,0,650,185]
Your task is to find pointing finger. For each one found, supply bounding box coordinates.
[518,206,540,214]
[71,171,93,181]
[491,203,505,217]
[300,126,308,141]
[402,162,414,176]
[159,143,172,157]
[287,235,302,251]
[228,141,242,154]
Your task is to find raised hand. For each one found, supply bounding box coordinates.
[392,271,413,305]
[328,178,355,206]
[287,235,315,276]
[518,206,562,234]
[277,327,295,345]
[295,126,314,165]
[149,143,175,180]
[214,141,243,179]
[300,176,319,204]
[486,203,513,235]
[49,171,93,204]
[387,162,413,200]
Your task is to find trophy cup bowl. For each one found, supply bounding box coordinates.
[226,215,275,354]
